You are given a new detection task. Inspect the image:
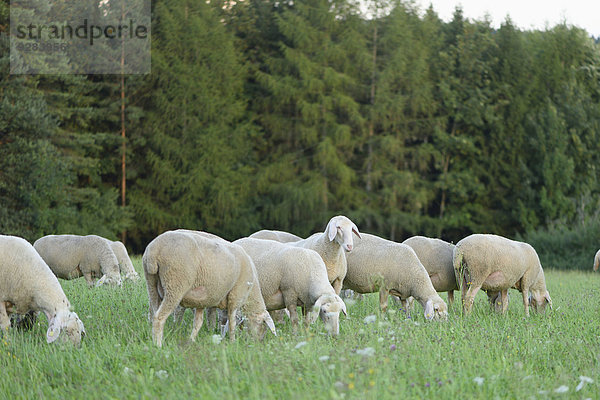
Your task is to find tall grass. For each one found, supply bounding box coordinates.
[1,258,599,399]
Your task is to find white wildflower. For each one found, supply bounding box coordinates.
[554,385,569,393]
[318,355,330,362]
[211,334,222,345]
[356,347,375,357]
[364,315,377,324]
[377,337,384,343]
[473,377,484,386]
[328,364,336,370]
[156,370,168,379]
[576,376,593,392]
[295,341,308,349]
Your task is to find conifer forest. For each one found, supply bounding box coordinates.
[1,0,599,267]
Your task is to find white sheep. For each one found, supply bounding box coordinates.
[143,230,276,346]
[593,249,600,271]
[249,230,302,243]
[344,233,448,320]
[233,237,347,336]
[33,234,122,287]
[453,233,552,316]
[0,235,86,346]
[402,236,457,306]
[290,215,361,295]
[109,240,139,281]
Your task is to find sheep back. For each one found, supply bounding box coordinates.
[403,236,457,292]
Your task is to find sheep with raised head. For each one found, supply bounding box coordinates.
[234,238,346,336]
[402,236,457,306]
[453,233,552,316]
[290,215,361,295]
[108,240,139,281]
[249,230,302,243]
[143,230,276,347]
[34,234,121,287]
[0,235,85,346]
[344,233,448,320]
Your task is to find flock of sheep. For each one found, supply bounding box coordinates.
[0,215,560,347]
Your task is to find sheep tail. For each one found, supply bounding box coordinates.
[453,247,468,291]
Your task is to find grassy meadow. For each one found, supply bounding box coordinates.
[1,257,599,399]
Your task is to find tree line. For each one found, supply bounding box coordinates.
[1,0,599,263]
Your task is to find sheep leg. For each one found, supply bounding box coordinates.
[378,287,389,313]
[83,271,95,287]
[283,292,300,332]
[463,284,481,314]
[227,308,237,341]
[447,291,454,307]
[0,302,10,332]
[190,308,204,342]
[521,290,530,317]
[500,289,509,314]
[331,278,343,295]
[152,294,182,347]
[206,308,217,331]
[400,298,412,317]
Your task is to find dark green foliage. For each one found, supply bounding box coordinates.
[520,219,600,270]
[1,0,600,261]
[127,0,257,249]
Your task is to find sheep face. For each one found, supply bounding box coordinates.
[47,310,86,347]
[95,272,122,287]
[424,297,448,321]
[310,294,347,336]
[246,311,277,340]
[529,290,552,313]
[327,216,361,252]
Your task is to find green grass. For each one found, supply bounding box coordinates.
[1,258,599,399]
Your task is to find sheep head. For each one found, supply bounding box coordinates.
[246,311,277,340]
[309,294,347,336]
[326,216,361,252]
[424,296,448,321]
[47,310,86,347]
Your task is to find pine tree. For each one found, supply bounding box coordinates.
[247,0,368,235]
[128,0,256,249]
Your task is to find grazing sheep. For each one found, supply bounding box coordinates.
[143,230,276,346]
[34,234,121,287]
[291,216,361,295]
[234,238,347,336]
[402,236,457,305]
[453,234,552,316]
[594,249,600,271]
[249,230,302,243]
[344,233,448,320]
[0,235,86,346]
[109,240,139,281]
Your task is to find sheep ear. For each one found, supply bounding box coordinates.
[327,221,338,241]
[264,313,277,336]
[545,292,553,310]
[46,315,62,343]
[335,295,347,316]
[95,275,107,287]
[313,295,325,313]
[351,223,361,239]
[424,300,434,321]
